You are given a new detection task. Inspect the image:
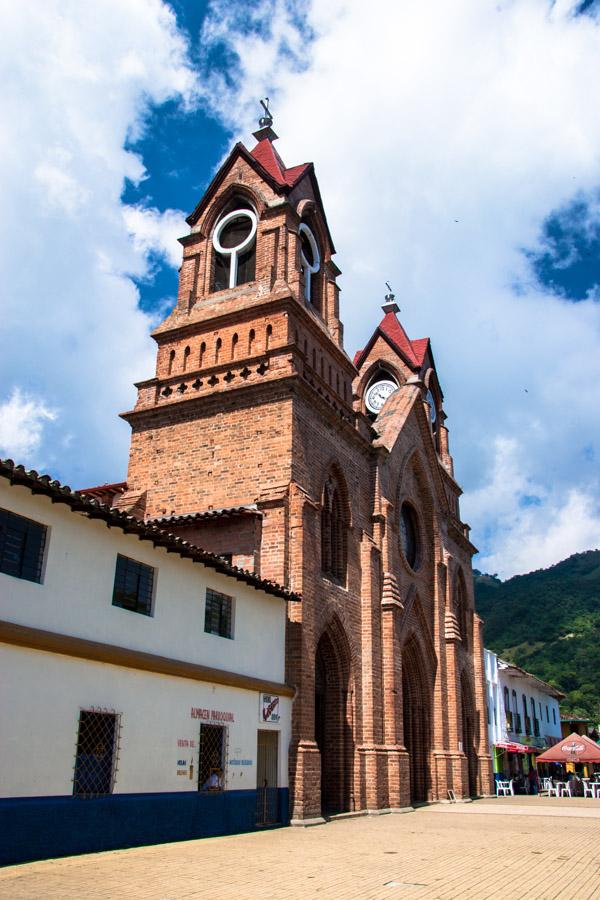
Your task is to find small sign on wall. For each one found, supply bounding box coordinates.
[260,693,280,723]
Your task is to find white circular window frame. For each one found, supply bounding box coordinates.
[212,208,258,290]
[299,222,320,303]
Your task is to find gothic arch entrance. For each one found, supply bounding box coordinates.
[314,625,354,815]
[402,640,432,804]
[461,672,478,797]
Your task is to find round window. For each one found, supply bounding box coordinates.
[400,503,420,569]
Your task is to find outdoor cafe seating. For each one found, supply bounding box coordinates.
[535,732,600,797]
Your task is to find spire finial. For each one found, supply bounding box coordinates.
[253,97,279,143]
[259,98,273,129]
[383,281,399,314]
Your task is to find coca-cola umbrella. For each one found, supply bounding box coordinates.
[535,732,600,765]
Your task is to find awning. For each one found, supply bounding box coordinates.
[535,732,600,764]
[495,741,540,754]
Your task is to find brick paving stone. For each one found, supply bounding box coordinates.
[1,797,599,900]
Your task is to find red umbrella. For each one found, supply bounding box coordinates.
[536,732,600,764]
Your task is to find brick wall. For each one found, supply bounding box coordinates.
[118,134,494,818]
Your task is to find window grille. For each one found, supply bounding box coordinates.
[204,588,233,638]
[112,554,154,616]
[73,709,119,797]
[198,724,227,792]
[0,507,47,583]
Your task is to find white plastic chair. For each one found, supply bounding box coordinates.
[583,782,595,798]
[541,778,552,793]
[496,780,514,796]
[547,783,562,797]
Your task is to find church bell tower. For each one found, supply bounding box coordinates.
[119,104,494,821]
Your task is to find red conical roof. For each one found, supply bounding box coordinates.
[354,306,430,373]
[251,138,310,188]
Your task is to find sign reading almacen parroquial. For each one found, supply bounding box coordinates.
[260,694,280,723]
[191,707,235,722]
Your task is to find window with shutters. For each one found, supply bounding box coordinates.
[112,554,155,616]
[0,507,47,583]
[204,588,234,639]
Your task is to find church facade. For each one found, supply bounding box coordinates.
[115,121,494,820]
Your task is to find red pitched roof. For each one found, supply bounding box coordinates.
[250,138,310,188]
[354,309,430,373]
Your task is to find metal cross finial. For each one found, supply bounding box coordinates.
[259,98,273,128]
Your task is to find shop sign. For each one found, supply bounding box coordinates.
[561,741,584,755]
[260,693,280,723]
[190,707,235,722]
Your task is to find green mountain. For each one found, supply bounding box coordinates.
[474,549,600,721]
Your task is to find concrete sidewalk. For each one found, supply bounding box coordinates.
[1,797,599,899]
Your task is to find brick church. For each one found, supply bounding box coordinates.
[111,113,493,819]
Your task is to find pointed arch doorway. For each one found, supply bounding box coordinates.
[402,640,432,804]
[314,625,354,816]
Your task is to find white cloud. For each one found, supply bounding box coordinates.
[199,0,600,576]
[464,437,600,577]
[123,204,187,269]
[0,389,57,462]
[0,0,196,483]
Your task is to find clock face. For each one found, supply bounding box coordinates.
[365,379,398,414]
[426,389,437,425]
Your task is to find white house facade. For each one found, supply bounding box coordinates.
[484,649,563,782]
[0,460,297,865]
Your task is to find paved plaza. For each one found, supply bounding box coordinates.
[1,797,599,900]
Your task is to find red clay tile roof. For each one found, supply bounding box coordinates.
[354,310,430,373]
[250,138,310,188]
[411,337,430,367]
[1,459,299,602]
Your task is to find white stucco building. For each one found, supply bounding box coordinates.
[0,459,297,864]
[484,649,563,781]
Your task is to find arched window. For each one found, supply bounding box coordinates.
[215,337,222,363]
[231,333,238,359]
[168,349,175,375]
[503,686,512,730]
[455,575,469,645]
[183,346,190,372]
[249,329,255,354]
[199,342,206,368]
[265,324,272,350]
[299,221,320,304]
[212,197,257,292]
[321,475,347,583]
[400,502,420,570]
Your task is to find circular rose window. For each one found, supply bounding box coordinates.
[400,503,420,569]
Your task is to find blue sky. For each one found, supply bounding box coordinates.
[1,0,600,578]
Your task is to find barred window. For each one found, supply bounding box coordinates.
[204,588,233,638]
[198,724,227,792]
[112,554,154,616]
[73,710,119,797]
[0,507,47,583]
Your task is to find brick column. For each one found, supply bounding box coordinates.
[472,613,494,795]
[287,483,323,824]
[356,529,386,811]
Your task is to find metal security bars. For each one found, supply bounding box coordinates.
[73,709,120,798]
[204,588,233,638]
[112,554,154,616]
[198,724,227,791]
[0,507,47,583]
